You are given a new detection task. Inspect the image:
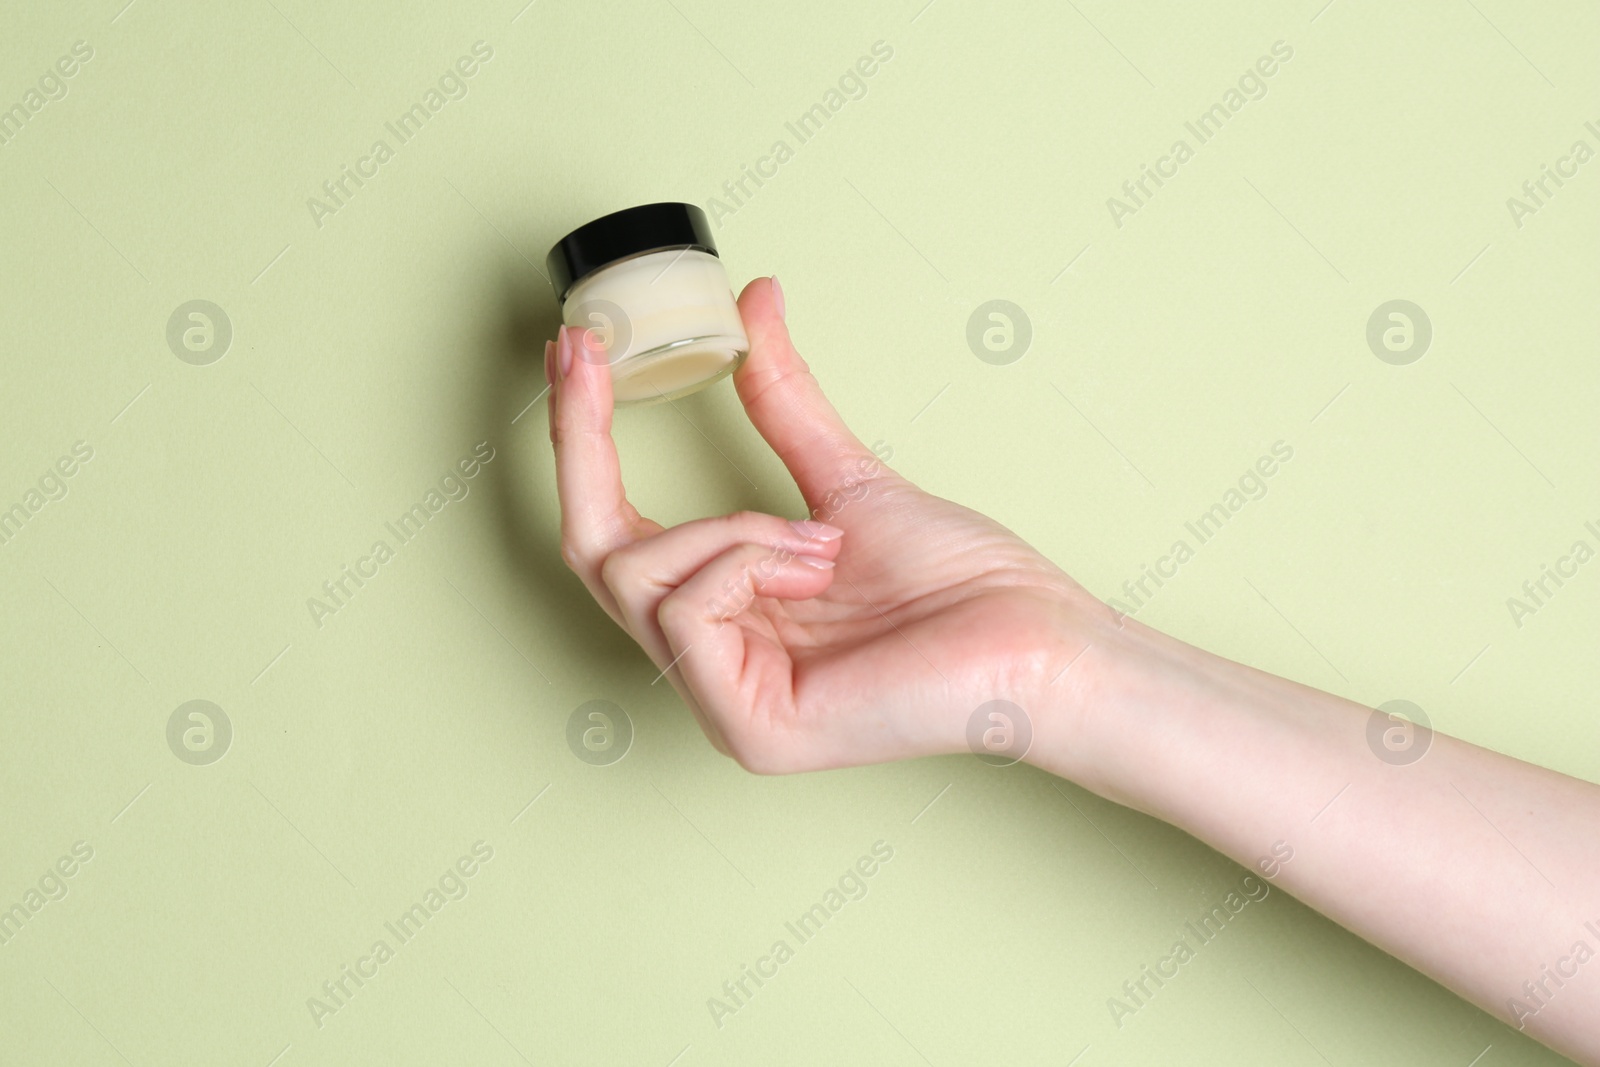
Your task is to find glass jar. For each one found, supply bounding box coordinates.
[546,203,749,405]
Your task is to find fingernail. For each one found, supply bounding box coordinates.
[557,326,574,378]
[789,519,842,542]
[544,340,556,384]
[796,554,834,570]
[771,275,785,320]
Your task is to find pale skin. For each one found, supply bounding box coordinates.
[544,277,1600,1064]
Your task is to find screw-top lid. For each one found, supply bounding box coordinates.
[546,202,719,302]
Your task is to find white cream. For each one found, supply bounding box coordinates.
[561,248,748,405]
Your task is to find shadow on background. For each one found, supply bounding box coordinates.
[473,261,636,680]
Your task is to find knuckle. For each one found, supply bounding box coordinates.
[550,398,603,446]
[711,511,769,545]
[656,589,693,633]
[740,361,809,411]
[598,547,635,592]
[549,405,575,445]
[722,734,786,776]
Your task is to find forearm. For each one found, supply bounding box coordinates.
[1034,614,1600,1062]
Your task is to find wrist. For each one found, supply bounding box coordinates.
[1024,598,1231,807]
[1025,595,1372,847]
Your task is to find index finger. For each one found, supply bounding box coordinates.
[551,325,660,589]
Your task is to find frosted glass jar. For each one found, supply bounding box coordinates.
[546,203,748,405]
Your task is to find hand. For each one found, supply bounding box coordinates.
[547,277,1109,773]
[547,284,1600,1061]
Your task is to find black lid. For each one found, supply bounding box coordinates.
[546,202,719,301]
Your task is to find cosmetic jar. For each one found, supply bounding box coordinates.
[546,202,749,405]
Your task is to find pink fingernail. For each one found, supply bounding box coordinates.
[796,554,834,569]
[557,327,574,378]
[789,519,842,542]
[544,340,556,384]
[771,275,785,320]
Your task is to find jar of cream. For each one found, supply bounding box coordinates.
[546,202,749,405]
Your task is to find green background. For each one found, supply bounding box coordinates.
[1,0,1595,1062]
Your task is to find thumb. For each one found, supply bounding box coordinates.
[733,276,880,510]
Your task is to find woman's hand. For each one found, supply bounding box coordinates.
[546,277,1110,773]
[547,277,1600,1063]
